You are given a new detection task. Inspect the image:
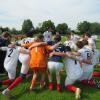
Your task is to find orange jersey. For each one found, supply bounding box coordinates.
[23,42,51,69]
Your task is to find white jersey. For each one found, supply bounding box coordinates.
[64,55,82,80]
[0,46,21,71]
[88,38,96,49]
[43,31,52,42]
[78,46,93,72]
[64,40,77,50]
[18,37,33,74]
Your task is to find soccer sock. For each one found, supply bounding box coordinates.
[40,80,45,85]
[31,79,36,88]
[2,79,13,85]
[88,79,95,86]
[93,71,100,77]
[8,76,23,90]
[81,80,88,85]
[66,85,77,92]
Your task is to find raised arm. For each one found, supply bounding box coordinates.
[48,42,61,50]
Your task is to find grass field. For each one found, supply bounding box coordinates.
[0,36,100,100]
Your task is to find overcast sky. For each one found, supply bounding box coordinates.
[0,0,100,30]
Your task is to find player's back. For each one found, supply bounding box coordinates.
[4,46,20,70]
[78,46,93,71]
[64,53,82,79]
[78,46,92,60]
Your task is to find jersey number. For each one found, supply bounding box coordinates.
[85,51,91,58]
[8,49,13,57]
[74,60,77,65]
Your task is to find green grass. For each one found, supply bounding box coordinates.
[0,36,100,100]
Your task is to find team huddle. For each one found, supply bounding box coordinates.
[0,30,100,100]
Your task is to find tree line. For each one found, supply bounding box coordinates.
[0,20,100,35]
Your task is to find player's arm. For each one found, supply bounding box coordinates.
[28,42,47,50]
[49,52,66,57]
[82,59,92,64]
[47,42,61,50]
[0,47,8,51]
[21,42,33,48]
[71,51,81,56]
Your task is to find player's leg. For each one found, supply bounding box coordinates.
[30,70,37,90]
[0,72,15,85]
[7,63,29,90]
[80,71,100,88]
[0,71,16,86]
[55,62,63,92]
[40,69,46,88]
[48,61,55,90]
[2,71,18,97]
[65,77,81,100]
[2,63,29,97]
[56,71,61,92]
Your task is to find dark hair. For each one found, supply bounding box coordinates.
[76,41,84,49]
[2,31,11,38]
[84,32,91,37]
[82,40,88,46]
[65,46,71,51]
[37,34,44,40]
[54,34,61,42]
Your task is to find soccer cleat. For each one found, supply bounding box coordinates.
[75,88,81,100]
[2,88,12,97]
[29,85,34,91]
[57,84,61,92]
[49,82,53,90]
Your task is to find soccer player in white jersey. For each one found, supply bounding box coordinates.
[84,32,100,77]
[50,46,83,99]
[2,31,34,97]
[73,41,100,88]
[43,27,52,42]
[0,44,21,86]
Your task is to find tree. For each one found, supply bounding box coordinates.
[90,22,100,34]
[10,28,21,34]
[56,23,68,34]
[77,21,91,34]
[22,19,34,34]
[40,20,55,33]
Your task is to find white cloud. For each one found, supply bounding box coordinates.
[0,0,100,30]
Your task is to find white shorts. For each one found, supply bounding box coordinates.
[48,61,64,74]
[19,53,30,74]
[7,70,16,80]
[4,65,16,80]
[65,76,76,86]
[65,72,82,86]
[79,71,93,81]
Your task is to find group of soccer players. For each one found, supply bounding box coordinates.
[0,30,100,100]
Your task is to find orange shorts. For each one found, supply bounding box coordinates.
[32,67,47,73]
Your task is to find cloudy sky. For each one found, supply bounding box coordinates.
[0,0,100,30]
